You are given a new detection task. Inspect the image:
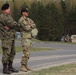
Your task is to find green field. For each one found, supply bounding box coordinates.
[0,46,55,54]
[25,63,76,75]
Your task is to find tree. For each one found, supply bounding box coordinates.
[30,2,46,40]
[60,0,68,36]
[13,3,20,22]
[44,3,62,41]
[67,6,76,35]
[21,2,28,8]
[30,2,62,41]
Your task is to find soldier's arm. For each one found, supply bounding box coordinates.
[28,18,36,29]
[6,15,20,27]
[0,20,9,30]
[6,15,21,31]
[18,19,32,31]
[0,15,12,30]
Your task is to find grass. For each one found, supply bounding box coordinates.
[0,46,55,54]
[31,38,76,44]
[31,47,55,51]
[30,39,74,44]
[25,63,76,75]
[16,46,55,52]
[43,40,76,45]
[31,38,41,43]
[16,39,41,43]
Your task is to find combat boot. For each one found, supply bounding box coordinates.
[25,66,33,71]
[20,65,28,72]
[3,63,11,74]
[8,61,19,73]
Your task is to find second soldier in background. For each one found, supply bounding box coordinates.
[18,7,38,72]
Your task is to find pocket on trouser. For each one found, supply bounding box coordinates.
[25,52,30,59]
[22,39,31,48]
[22,32,32,39]
[2,40,11,48]
[21,57,28,66]
[23,50,30,59]
[2,47,11,63]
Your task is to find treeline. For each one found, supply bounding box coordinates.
[13,0,76,41]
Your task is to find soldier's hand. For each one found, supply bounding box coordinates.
[4,26,9,30]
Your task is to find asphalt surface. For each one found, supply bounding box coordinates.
[0,41,76,75]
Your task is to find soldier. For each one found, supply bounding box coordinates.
[18,7,38,72]
[0,3,19,74]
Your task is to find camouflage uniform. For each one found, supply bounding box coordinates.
[18,16,36,67]
[0,3,19,74]
[0,13,18,64]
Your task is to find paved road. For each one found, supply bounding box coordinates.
[0,42,76,75]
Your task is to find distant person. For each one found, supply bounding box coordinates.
[18,7,38,72]
[0,3,19,74]
[64,34,71,42]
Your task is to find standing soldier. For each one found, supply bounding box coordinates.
[18,8,38,72]
[0,3,19,74]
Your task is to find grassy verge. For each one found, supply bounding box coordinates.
[43,40,76,44]
[44,41,73,44]
[31,39,76,44]
[0,46,55,54]
[31,47,55,51]
[31,38,41,43]
[25,63,76,75]
[16,39,41,43]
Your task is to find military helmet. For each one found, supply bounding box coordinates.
[31,28,38,38]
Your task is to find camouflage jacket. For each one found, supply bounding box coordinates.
[18,16,36,39]
[0,13,19,40]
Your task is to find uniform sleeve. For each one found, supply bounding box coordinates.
[6,15,19,27]
[18,18,32,31]
[28,18,36,29]
[0,14,18,27]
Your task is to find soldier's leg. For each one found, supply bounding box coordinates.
[9,40,16,62]
[20,39,31,72]
[1,39,12,64]
[1,39,12,74]
[8,40,18,72]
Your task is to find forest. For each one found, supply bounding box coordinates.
[0,0,76,41]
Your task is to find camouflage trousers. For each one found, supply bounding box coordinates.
[1,39,16,64]
[21,38,31,66]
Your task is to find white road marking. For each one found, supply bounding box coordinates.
[0,54,76,65]
[0,55,76,75]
